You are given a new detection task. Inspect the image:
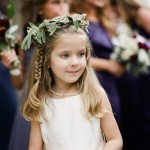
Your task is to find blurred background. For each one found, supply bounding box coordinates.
[1,0,150,150]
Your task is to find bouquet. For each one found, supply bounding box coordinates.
[0,0,20,68]
[0,14,18,51]
[111,23,150,76]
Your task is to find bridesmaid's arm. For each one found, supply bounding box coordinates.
[137,7,150,34]
[90,57,111,70]
[0,49,23,89]
[90,57,124,77]
[29,121,43,150]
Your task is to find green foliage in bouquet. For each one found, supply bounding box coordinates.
[0,0,18,52]
[0,0,20,68]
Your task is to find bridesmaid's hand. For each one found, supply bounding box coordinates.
[0,49,18,69]
[108,59,125,77]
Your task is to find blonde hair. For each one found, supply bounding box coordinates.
[69,0,115,35]
[21,25,108,122]
[119,0,142,26]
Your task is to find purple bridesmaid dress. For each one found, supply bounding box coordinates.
[136,24,150,149]
[0,62,18,150]
[88,22,122,128]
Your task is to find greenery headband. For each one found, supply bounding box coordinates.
[21,14,89,50]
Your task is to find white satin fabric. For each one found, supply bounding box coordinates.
[40,95,105,150]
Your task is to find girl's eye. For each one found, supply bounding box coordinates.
[61,54,69,58]
[51,0,60,4]
[78,52,86,57]
[64,0,67,3]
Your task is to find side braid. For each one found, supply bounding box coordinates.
[34,48,43,81]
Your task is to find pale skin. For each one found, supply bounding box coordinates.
[39,0,69,19]
[136,7,150,34]
[28,33,123,150]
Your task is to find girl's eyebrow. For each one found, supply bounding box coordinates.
[60,48,86,52]
[78,48,86,51]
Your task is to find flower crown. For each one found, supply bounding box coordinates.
[21,14,89,50]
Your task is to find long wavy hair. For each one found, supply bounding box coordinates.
[69,0,115,35]
[0,0,9,15]
[21,25,108,122]
[119,0,142,26]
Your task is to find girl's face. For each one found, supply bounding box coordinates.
[39,0,69,19]
[86,0,106,8]
[50,33,87,87]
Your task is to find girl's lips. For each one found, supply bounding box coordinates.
[66,71,79,75]
[67,71,78,73]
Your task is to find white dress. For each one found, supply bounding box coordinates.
[40,95,105,150]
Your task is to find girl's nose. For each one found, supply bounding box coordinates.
[71,56,79,66]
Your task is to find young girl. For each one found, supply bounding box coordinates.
[69,0,124,129]
[21,14,123,150]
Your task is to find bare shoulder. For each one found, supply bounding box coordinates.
[137,7,150,33]
[137,7,150,18]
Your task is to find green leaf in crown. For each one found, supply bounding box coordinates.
[21,14,89,50]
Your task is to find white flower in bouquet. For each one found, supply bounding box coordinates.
[116,22,132,36]
[138,49,150,66]
[0,1,21,75]
[111,26,150,75]
[135,34,145,43]
[112,34,138,61]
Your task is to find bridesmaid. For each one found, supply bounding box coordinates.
[69,0,124,129]
[119,0,150,149]
[112,0,150,149]
[0,50,21,150]
[8,0,69,150]
[0,1,22,149]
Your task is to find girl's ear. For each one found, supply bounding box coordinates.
[38,10,43,15]
[48,62,51,68]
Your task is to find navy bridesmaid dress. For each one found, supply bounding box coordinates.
[8,49,34,150]
[116,24,150,150]
[136,25,150,149]
[117,72,141,150]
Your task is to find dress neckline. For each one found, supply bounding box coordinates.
[48,94,80,101]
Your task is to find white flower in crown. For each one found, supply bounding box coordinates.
[22,14,89,50]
